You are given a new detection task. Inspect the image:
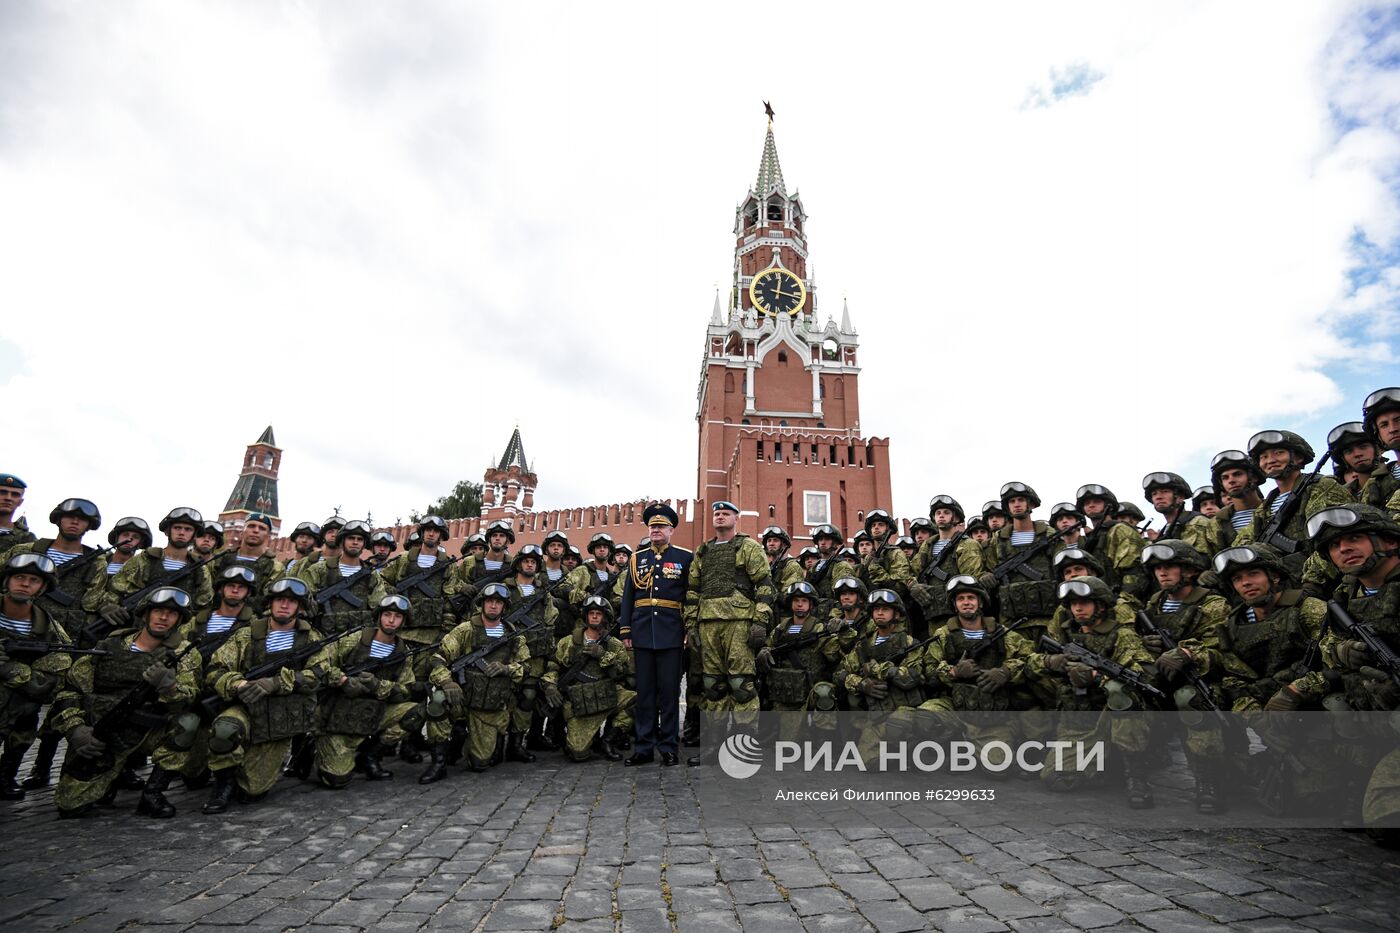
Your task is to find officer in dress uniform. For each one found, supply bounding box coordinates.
[618,504,692,767]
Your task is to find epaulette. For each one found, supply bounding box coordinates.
[669,545,693,554]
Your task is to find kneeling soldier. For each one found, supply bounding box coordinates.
[543,596,634,762]
[756,582,843,713]
[838,589,925,711]
[309,594,421,787]
[202,577,323,813]
[421,583,528,780]
[52,586,200,819]
[921,575,1031,714]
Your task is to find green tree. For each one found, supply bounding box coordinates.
[411,480,483,522]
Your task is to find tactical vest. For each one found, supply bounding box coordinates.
[1227,591,1312,680]
[318,635,405,735]
[132,546,201,591]
[399,549,452,631]
[770,556,797,589]
[855,632,924,709]
[0,619,59,726]
[562,635,622,715]
[993,527,1058,620]
[241,623,318,743]
[1257,488,1317,580]
[944,626,1011,712]
[1059,625,1123,712]
[89,633,184,729]
[1158,510,1204,543]
[507,581,556,658]
[32,540,99,631]
[192,611,249,662]
[317,564,377,635]
[919,538,965,618]
[767,621,829,705]
[1081,525,1123,590]
[459,620,518,711]
[1145,588,1211,643]
[696,537,755,600]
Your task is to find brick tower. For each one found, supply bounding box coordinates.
[481,426,537,521]
[220,425,282,537]
[694,110,892,543]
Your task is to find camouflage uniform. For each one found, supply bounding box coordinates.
[758,591,845,714]
[909,534,986,627]
[210,549,283,612]
[381,545,459,664]
[307,627,419,786]
[685,532,774,713]
[108,546,215,612]
[982,520,1059,644]
[1,601,74,794]
[0,516,36,554]
[296,558,390,636]
[425,608,529,771]
[543,628,635,761]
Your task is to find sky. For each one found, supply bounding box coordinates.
[1,1,1398,538]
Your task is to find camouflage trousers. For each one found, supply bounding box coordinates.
[314,701,418,778]
[427,706,510,767]
[1364,748,1400,826]
[562,689,636,761]
[699,620,759,713]
[206,706,291,796]
[55,726,161,813]
[1039,709,1150,791]
[510,656,549,732]
[152,724,211,778]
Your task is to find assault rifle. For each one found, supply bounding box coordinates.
[447,616,552,678]
[1258,453,1333,555]
[446,564,514,614]
[991,522,1084,584]
[555,619,620,694]
[917,533,966,585]
[44,546,115,608]
[341,638,441,678]
[312,562,379,611]
[118,551,219,611]
[1038,634,1166,700]
[200,625,359,719]
[392,554,462,599]
[1328,601,1400,689]
[769,620,854,659]
[1134,611,1227,722]
[961,616,1031,662]
[0,639,108,658]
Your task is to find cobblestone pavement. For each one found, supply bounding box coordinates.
[2,752,1398,933]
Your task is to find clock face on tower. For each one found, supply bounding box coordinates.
[749,268,807,317]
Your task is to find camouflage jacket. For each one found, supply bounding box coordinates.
[685,534,774,626]
[109,546,215,611]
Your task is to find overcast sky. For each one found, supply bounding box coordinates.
[1,1,1397,539]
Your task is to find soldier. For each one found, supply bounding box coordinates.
[102,516,153,583]
[1029,577,1155,807]
[0,555,74,800]
[367,531,398,569]
[308,594,421,787]
[1142,472,1222,557]
[193,520,224,559]
[282,522,323,576]
[1360,387,1400,512]
[611,542,633,576]
[980,482,1059,645]
[1073,484,1146,601]
[421,583,528,779]
[909,496,986,637]
[1045,548,1136,637]
[296,520,388,636]
[108,507,216,615]
[202,577,323,813]
[756,582,843,714]
[51,586,200,819]
[619,504,691,766]
[796,546,820,574]
[858,510,914,598]
[908,517,935,549]
[852,529,874,561]
[1193,487,1222,519]
[762,526,805,595]
[1047,502,1088,550]
[211,513,282,611]
[965,516,991,545]
[567,533,619,618]
[540,530,571,586]
[542,596,634,762]
[500,544,560,760]
[806,524,855,618]
[1209,450,1266,545]
[981,500,1010,535]
[446,518,515,609]
[1206,544,1327,712]
[460,532,487,560]
[314,515,347,567]
[0,474,35,552]
[685,500,773,727]
[563,545,583,574]
[381,516,458,647]
[1113,502,1149,534]
[894,535,918,562]
[837,589,924,712]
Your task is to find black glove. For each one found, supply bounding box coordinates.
[860,678,889,700]
[890,668,918,691]
[747,623,768,650]
[908,583,936,609]
[1067,662,1095,689]
[342,672,376,698]
[141,663,177,694]
[583,642,606,659]
[755,647,774,674]
[68,725,107,760]
[1360,667,1400,709]
[1335,640,1374,670]
[237,677,279,705]
[976,668,1009,692]
[99,603,132,628]
[1043,653,1068,673]
[17,669,56,698]
[407,681,430,700]
[1156,648,1188,674]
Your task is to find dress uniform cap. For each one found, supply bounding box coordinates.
[644,503,679,527]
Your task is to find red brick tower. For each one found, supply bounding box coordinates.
[695,111,892,543]
[220,425,282,538]
[481,425,537,522]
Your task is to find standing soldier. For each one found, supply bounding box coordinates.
[297,520,388,636]
[51,586,200,819]
[460,533,488,561]
[542,596,634,762]
[909,496,986,638]
[201,577,323,814]
[1209,451,1266,547]
[367,531,398,569]
[313,515,347,568]
[0,474,35,552]
[1074,484,1146,600]
[1360,387,1400,511]
[1142,472,1222,557]
[193,520,224,560]
[0,555,74,800]
[685,501,773,736]
[109,507,216,613]
[540,530,571,587]
[981,500,1010,536]
[282,522,323,576]
[446,518,515,609]
[421,583,528,779]
[211,513,282,612]
[1047,502,1089,550]
[500,544,559,760]
[611,542,634,576]
[568,533,619,619]
[308,594,421,787]
[1192,487,1222,519]
[908,517,935,550]
[981,483,1060,645]
[806,524,855,618]
[755,582,843,714]
[619,504,692,767]
[381,516,458,646]
[763,526,805,596]
[858,510,914,600]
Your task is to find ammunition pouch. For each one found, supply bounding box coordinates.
[999,579,1057,621]
[319,692,385,736]
[462,670,514,712]
[246,692,318,744]
[767,667,812,706]
[523,624,554,658]
[567,678,619,716]
[950,681,1010,712]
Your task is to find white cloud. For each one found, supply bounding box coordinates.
[0,1,1396,539]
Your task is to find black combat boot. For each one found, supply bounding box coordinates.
[360,743,394,781]
[136,766,177,818]
[446,725,467,765]
[527,712,558,751]
[284,735,310,778]
[548,715,567,750]
[202,769,236,814]
[418,744,449,784]
[398,732,424,764]
[681,707,700,748]
[181,769,211,790]
[505,731,536,763]
[1123,755,1155,810]
[1194,769,1225,815]
[0,746,28,800]
[21,733,61,790]
[491,734,506,766]
[113,758,146,790]
[596,727,623,762]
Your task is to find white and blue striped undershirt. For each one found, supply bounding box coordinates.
[266,630,295,652]
[931,539,951,557]
[874,634,889,645]
[1389,460,1400,480]
[1231,509,1254,531]
[546,567,563,582]
[1272,491,1291,513]
[596,570,609,582]
[584,636,598,645]
[0,613,34,635]
[128,642,148,653]
[484,622,505,638]
[1160,599,1182,613]
[162,557,185,572]
[207,613,237,634]
[787,623,804,634]
[814,559,828,573]
[236,554,256,563]
[368,639,395,659]
[518,583,535,597]
[106,562,121,576]
[484,559,504,571]
[338,562,360,577]
[45,548,77,566]
[417,553,435,569]
[1245,607,1258,623]
[1010,531,1035,547]
[961,629,986,640]
[1363,586,1380,597]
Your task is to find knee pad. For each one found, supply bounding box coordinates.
[810,682,837,712]
[318,769,352,789]
[728,676,757,704]
[167,712,201,751]
[1104,680,1135,711]
[209,717,245,755]
[425,687,448,720]
[702,675,728,702]
[1173,684,1206,726]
